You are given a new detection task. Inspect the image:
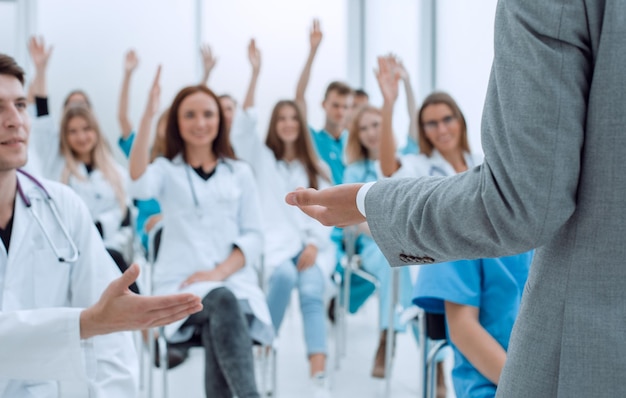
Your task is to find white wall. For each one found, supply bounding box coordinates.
[436,0,498,156]
[201,0,348,135]
[34,0,197,157]
[23,0,498,158]
[0,2,18,58]
[362,0,421,149]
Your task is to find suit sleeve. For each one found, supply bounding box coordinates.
[0,308,86,380]
[366,0,591,266]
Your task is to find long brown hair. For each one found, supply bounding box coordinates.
[346,106,381,164]
[265,100,328,189]
[164,85,234,161]
[59,106,126,211]
[417,92,470,156]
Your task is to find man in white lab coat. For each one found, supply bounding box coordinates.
[0,54,202,395]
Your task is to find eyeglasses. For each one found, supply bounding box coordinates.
[423,115,457,132]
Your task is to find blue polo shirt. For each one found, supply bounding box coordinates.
[309,127,347,185]
[413,252,533,398]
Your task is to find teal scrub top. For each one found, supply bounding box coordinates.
[309,126,347,185]
[413,252,533,398]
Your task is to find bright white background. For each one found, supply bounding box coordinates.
[7,0,498,157]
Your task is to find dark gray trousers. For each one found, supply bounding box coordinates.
[183,287,259,398]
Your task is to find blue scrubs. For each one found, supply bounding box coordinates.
[118,133,162,250]
[309,126,347,185]
[400,135,419,155]
[413,252,533,398]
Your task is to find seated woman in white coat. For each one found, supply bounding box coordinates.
[129,67,273,398]
[231,63,334,392]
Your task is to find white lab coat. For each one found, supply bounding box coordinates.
[0,173,138,397]
[26,114,132,253]
[390,149,484,179]
[230,109,336,278]
[130,155,271,340]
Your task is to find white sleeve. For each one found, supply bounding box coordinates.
[28,114,63,180]
[230,107,275,173]
[233,164,264,265]
[129,157,167,200]
[0,308,86,380]
[62,188,139,396]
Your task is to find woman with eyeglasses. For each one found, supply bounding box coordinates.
[376,55,532,398]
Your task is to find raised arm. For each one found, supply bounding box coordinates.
[375,56,402,177]
[118,50,139,140]
[129,66,161,181]
[199,44,217,86]
[242,39,261,110]
[394,58,418,144]
[295,19,323,120]
[27,36,53,115]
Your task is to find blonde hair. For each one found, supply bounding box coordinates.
[346,106,382,164]
[59,106,127,211]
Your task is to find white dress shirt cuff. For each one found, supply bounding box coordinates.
[356,182,376,217]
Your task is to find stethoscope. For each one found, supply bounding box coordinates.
[183,160,232,217]
[16,169,80,263]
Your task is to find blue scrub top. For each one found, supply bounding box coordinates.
[118,133,162,250]
[400,135,419,155]
[343,159,378,185]
[309,126,347,185]
[413,251,533,398]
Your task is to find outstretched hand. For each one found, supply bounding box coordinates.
[309,19,323,51]
[124,49,139,74]
[285,184,366,228]
[248,39,261,74]
[80,264,203,339]
[28,36,53,71]
[375,56,400,104]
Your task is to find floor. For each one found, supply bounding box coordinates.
[140,293,454,398]
[61,286,455,398]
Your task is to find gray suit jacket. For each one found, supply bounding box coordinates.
[366,1,624,396]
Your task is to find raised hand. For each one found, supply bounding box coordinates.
[375,56,400,104]
[200,43,217,83]
[392,55,409,81]
[310,19,323,51]
[28,36,53,71]
[124,50,139,74]
[248,38,261,74]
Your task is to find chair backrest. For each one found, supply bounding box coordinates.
[425,313,447,341]
[147,222,164,264]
